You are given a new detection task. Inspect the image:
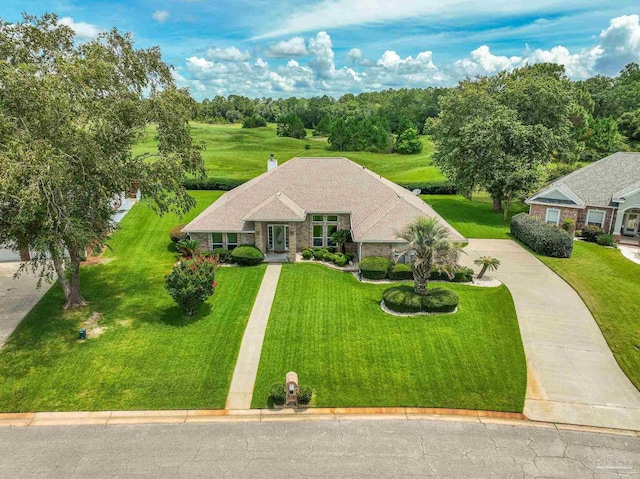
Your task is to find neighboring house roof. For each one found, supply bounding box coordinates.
[183,157,465,243]
[527,152,640,208]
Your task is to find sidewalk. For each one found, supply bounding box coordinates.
[225,264,282,410]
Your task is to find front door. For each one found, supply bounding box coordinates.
[269,225,288,252]
[624,212,639,236]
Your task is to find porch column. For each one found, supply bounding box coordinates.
[288,224,297,262]
[254,222,266,254]
[613,207,624,238]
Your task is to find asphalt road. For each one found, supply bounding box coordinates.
[1,419,639,478]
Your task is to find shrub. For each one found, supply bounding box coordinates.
[561,218,575,233]
[301,249,314,260]
[323,252,336,262]
[399,182,457,195]
[313,249,327,260]
[304,144,311,150]
[176,239,199,258]
[298,385,313,405]
[395,128,423,154]
[165,255,218,315]
[452,267,473,283]
[269,383,286,406]
[510,213,573,258]
[241,115,267,128]
[383,286,422,313]
[182,177,246,191]
[596,233,615,246]
[335,256,347,267]
[344,252,355,263]
[211,247,233,263]
[581,224,606,243]
[276,113,306,139]
[389,263,413,280]
[360,256,392,280]
[420,288,459,313]
[169,224,187,243]
[231,245,264,265]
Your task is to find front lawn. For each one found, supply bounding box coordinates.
[537,241,640,390]
[0,191,266,412]
[252,264,526,412]
[423,194,527,239]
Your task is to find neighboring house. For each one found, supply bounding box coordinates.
[526,152,640,241]
[182,156,465,262]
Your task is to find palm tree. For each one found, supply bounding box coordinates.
[330,229,351,253]
[176,239,200,258]
[473,256,500,279]
[396,217,461,296]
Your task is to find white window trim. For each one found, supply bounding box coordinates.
[311,214,339,248]
[545,208,561,226]
[586,209,606,228]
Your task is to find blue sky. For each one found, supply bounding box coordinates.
[3,1,640,99]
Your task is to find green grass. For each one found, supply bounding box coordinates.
[537,241,640,390]
[132,122,445,184]
[423,194,528,239]
[0,191,266,412]
[252,263,526,412]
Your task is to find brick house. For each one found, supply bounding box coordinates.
[525,152,640,241]
[182,156,465,262]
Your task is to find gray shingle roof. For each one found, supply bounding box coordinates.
[183,157,465,243]
[530,152,640,207]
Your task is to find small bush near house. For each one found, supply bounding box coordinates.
[510,213,573,258]
[561,218,575,233]
[596,233,615,247]
[301,249,314,260]
[334,256,347,267]
[323,252,336,262]
[389,263,413,280]
[360,256,392,279]
[383,285,459,314]
[169,224,187,243]
[211,247,233,263]
[298,385,313,405]
[165,255,218,315]
[581,225,606,243]
[313,249,327,260]
[269,383,286,406]
[344,252,356,263]
[231,245,264,266]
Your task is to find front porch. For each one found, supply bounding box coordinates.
[264,252,289,263]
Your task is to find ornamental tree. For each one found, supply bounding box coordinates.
[0,13,204,308]
[165,255,218,315]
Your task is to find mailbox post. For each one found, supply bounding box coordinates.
[285,371,299,407]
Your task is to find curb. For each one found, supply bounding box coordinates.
[1,408,638,437]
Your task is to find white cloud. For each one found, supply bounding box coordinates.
[252,0,600,39]
[266,37,308,57]
[454,46,522,76]
[152,10,170,23]
[595,14,640,75]
[308,31,336,79]
[523,45,601,79]
[59,17,102,40]
[347,48,362,63]
[206,46,251,62]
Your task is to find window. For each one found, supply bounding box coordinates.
[586,209,606,227]
[394,249,416,264]
[327,215,338,222]
[312,215,323,222]
[313,225,324,247]
[211,232,223,249]
[545,208,560,226]
[226,233,238,250]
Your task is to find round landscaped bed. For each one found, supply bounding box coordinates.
[382,285,459,315]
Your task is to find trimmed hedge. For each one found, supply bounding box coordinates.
[183,177,247,191]
[596,233,615,246]
[389,263,413,280]
[510,213,573,258]
[581,225,606,243]
[211,247,233,263]
[383,285,459,314]
[400,182,457,195]
[231,245,264,265]
[360,256,392,279]
[429,266,473,283]
[169,224,187,243]
[269,383,286,405]
[298,385,313,405]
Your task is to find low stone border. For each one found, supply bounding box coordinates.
[380,300,457,316]
[354,272,502,288]
[296,254,359,272]
[1,408,637,436]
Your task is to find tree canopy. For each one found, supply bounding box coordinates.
[0,13,204,308]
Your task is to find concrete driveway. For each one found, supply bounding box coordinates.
[460,239,640,430]
[0,262,51,347]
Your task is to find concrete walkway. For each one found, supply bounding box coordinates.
[460,239,640,430]
[0,262,52,348]
[226,264,282,410]
[619,243,640,265]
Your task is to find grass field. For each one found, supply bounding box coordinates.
[0,191,266,412]
[133,122,445,184]
[423,194,528,239]
[537,241,640,390]
[251,263,526,412]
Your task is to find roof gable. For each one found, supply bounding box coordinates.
[244,191,306,222]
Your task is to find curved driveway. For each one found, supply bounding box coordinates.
[460,239,640,430]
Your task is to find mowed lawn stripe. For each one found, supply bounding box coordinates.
[0,191,266,412]
[252,263,526,412]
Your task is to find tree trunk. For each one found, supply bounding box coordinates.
[65,249,87,309]
[412,262,430,296]
[503,196,512,221]
[477,264,488,279]
[50,246,71,300]
[492,197,502,212]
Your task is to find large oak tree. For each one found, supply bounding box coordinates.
[0,14,204,308]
